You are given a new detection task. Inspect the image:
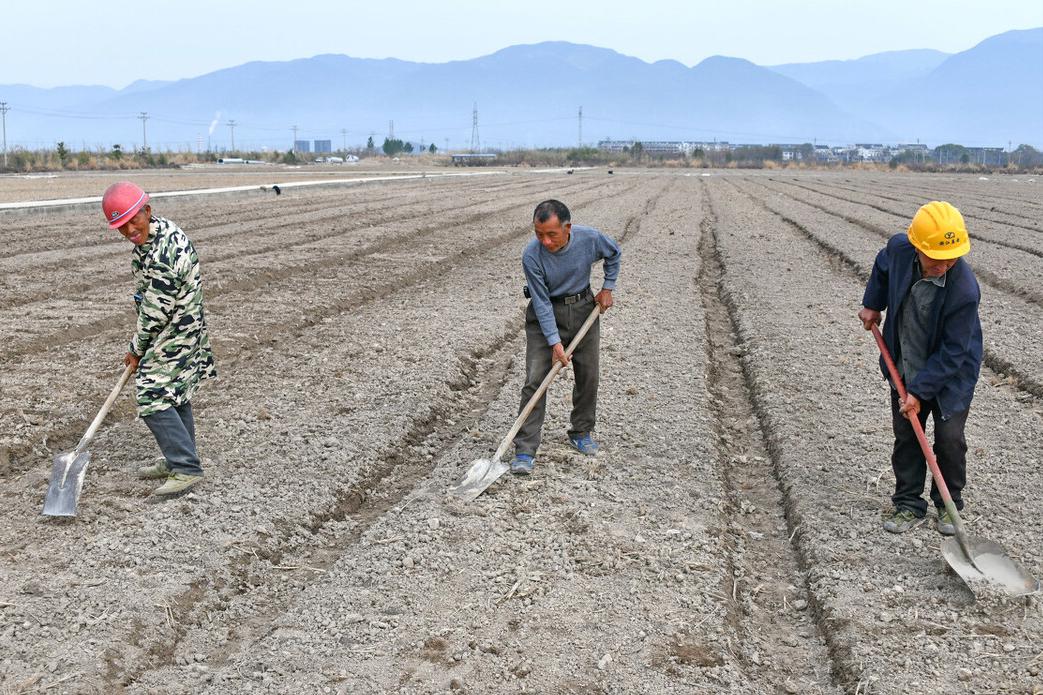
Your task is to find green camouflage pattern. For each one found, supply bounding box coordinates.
[129,216,216,417]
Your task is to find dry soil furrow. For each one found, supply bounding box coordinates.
[0,175,586,311]
[115,178,671,692]
[731,176,1043,401]
[697,180,842,693]
[0,179,638,475]
[0,176,619,359]
[846,176,1043,224]
[705,176,1042,694]
[770,177,1043,247]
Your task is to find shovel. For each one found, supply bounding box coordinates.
[450,304,602,502]
[43,365,133,517]
[871,325,1038,596]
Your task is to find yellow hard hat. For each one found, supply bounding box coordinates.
[907,201,970,260]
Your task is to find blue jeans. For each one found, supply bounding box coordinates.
[143,401,203,476]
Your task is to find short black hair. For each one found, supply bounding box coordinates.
[533,199,571,224]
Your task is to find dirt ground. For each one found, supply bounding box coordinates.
[0,169,1040,694]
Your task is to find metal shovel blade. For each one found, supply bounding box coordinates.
[449,458,510,503]
[42,451,91,517]
[941,536,1040,597]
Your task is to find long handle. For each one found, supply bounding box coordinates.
[492,305,602,462]
[870,326,976,557]
[73,365,134,455]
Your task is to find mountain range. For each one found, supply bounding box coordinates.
[2,28,1040,151]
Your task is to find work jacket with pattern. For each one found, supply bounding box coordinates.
[129,216,216,417]
[862,233,982,420]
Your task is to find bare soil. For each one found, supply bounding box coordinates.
[0,169,1040,694]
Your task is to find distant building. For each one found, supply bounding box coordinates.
[450,153,497,166]
[598,140,720,156]
[313,140,332,153]
[294,140,311,153]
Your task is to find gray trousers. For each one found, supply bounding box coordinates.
[513,295,600,456]
[143,401,203,476]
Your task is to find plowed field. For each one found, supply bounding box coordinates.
[1,169,1040,694]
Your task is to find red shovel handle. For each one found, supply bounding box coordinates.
[870,325,957,509]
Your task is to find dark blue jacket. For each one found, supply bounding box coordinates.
[862,234,982,420]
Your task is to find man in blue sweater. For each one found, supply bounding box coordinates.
[511,199,621,475]
[859,201,982,535]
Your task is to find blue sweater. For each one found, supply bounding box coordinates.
[522,225,621,345]
[862,234,982,420]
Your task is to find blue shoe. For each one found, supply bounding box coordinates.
[568,433,599,455]
[511,453,534,476]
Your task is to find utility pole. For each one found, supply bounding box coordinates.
[227,119,237,151]
[578,106,583,148]
[138,112,149,152]
[341,128,347,152]
[0,102,9,168]
[292,125,299,152]
[470,103,480,153]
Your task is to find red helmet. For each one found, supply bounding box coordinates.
[102,181,150,229]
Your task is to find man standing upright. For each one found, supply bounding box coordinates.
[511,199,621,475]
[859,201,982,535]
[103,181,216,497]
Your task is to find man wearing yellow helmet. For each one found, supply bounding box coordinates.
[858,201,982,536]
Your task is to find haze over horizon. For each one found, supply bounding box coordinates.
[3,0,1041,88]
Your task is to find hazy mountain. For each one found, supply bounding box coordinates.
[0,32,1038,150]
[868,28,1043,145]
[768,49,950,117]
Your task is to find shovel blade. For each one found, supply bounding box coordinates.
[42,451,90,517]
[941,535,1039,597]
[449,458,510,502]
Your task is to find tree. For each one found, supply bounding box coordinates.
[403,142,414,154]
[109,144,123,161]
[56,141,69,166]
[382,138,407,156]
[366,136,375,151]
[428,143,437,154]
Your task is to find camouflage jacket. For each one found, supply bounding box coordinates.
[130,216,216,417]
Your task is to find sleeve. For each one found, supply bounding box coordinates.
[597,231,621,291]
[861,245,890,311]
[906,288,979,402]
[523,252,561,346]
[129,246,181,356]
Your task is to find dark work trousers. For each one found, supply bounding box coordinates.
[513,294,600,456]
[890,389,968,517]
[143,401,203,476]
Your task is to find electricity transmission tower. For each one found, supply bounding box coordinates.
[292,125,299,152]
[578,106,583,148]
[138,112,149,152]
[0,102,9,168]
[227,119,237,151]
[341,128,348,151]
[470,103,480,153]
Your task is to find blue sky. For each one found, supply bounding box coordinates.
[5,0,1041,87]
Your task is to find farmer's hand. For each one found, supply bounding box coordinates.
[551,342,570,367]
[124,352,140,373]
[899,393,921,420]
[595,288,614,314]
[858,307,881,331]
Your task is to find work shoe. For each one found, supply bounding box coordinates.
[136,457,170,480]
[568,433,599,456]
[152,473,204,497]
[937,508,957,536]
[882,507,925,534]
[511,454,534,476]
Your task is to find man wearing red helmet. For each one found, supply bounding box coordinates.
[858,201,982,536]
[103,181,216,497]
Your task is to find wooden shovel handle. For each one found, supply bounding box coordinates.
[74,365,134,454]
[492,305,602,462]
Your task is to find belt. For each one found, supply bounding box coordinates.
[550,287,592,305]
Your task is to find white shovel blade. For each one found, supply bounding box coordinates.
[449,458,510,502]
